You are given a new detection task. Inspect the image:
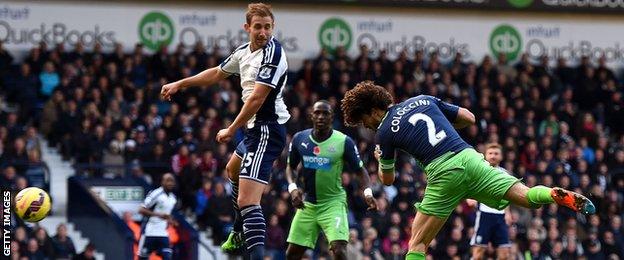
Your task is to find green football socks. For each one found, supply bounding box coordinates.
[527,185,555,208]
[406,252,425,260]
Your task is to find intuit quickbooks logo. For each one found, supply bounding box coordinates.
[507,0,533,8]
[489,24,522,61]
[138,11,174,51]
[318,17,352,53]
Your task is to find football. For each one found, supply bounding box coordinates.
[15,187,51,223]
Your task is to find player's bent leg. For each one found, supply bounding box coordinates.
[502,182,534,208]
[158,237,173,260]
[406,152,468,259]
[471,246,486,260]
[503,183,595,214]
[221,151,245,254]
[160,249,172,260]
[227,152,242,182]
[238,178,265,207]
[406,211,447,259]
[137,236,153,260]
[285,243,308,260]
[239,178,268,260]
[317,201,349,260]
[238,123,286,259]
[287,203,320,259]
[329,240,347,260]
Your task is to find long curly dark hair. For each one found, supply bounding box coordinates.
[341,81,393,127]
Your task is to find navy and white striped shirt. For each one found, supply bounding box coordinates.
[219,37,290,128]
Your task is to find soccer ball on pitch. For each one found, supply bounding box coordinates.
[15,187,51,222]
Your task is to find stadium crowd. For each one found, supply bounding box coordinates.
[1,38,624,260]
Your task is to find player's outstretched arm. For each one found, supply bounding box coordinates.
[453,107,476,129]
[160,67,229,100]
[216,83,271,143]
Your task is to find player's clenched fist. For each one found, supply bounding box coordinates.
[290,189,305,209]
[374,145,381,161]
[161,82,181,101]
[365,196,378,211]
[216,128,234,143]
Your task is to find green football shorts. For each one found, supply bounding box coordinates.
[287,200,349,248]
[415,148,520,218]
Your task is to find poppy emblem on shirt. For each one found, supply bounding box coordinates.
[313,146,321,155]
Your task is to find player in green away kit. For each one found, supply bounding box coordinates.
[340,81,596,260]
[285,101,378,260]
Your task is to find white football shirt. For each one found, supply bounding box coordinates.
[219,36,290,128]
[141,187,177,237]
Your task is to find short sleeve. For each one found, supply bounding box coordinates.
[287,133,302,169]
[255,41,287,88]
[343,136,364,171]
[432,96,460,122]
[141,189,161,209]
[376,132,396,170]
[219,44,247,75]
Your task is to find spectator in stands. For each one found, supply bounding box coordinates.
[72,242,96,260]
[178,152,201,211]
[34,227,55,258]
[266,214,286,260]
[39,89,63,144]
[24,238,46,260]
[381,227,407,257]
[171,145,189,175]
[204,181,232,244]
[57,100,80,160]
[13,226,28,256]
[0,41,13,81]
[25,149,50,190]
[0,166,17,190]
[40,61,60,98]
[103,131,125,178]
[11,64,39,121]
[129,160,151,185]
[140,143,167,183]
[52,223,76,259]
[346,229,363,259]
[6,138,28,174]
[195,180,212,219]
[10,240,20,260]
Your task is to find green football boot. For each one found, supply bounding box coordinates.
[220,231,244,254]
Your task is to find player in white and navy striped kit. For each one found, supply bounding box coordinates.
[468,143,512,260]
[160,4,289,258]
[137,173,177,260]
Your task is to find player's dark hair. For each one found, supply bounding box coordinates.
[341,81,393,127]
[315,99,331,106]
[246,3,274,24]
